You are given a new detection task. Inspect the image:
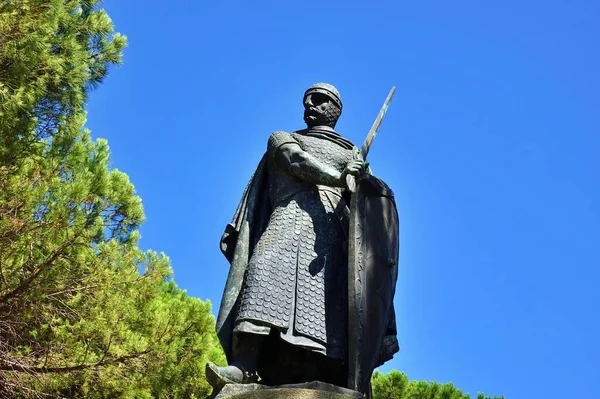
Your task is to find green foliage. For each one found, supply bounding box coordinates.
[0,1,225,397]
[371,371,505,399]
[0,0,126,165]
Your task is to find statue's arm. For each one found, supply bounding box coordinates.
[268,132,345,187]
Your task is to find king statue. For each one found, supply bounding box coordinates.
[206,83,400,398]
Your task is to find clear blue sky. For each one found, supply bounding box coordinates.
[86,1,599,398]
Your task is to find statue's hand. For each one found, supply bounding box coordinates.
[340,159,369,184]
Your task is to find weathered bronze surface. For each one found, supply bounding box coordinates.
[208,83,399,398]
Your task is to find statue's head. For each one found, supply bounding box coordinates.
[303,83,342,128]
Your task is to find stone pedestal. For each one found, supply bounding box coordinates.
[208,381,363,399]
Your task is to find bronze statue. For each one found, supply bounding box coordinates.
[207,83,399,397]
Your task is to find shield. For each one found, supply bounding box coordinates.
[347,174,400,394]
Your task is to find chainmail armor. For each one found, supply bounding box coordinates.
[235,131,353,358]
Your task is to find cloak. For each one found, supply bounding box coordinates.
[216,154,271,362]
[347,175,400,394]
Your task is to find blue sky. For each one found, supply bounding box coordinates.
[86,1,600,398]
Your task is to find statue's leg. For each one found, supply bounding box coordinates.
[231,332,264,376]
[206,332,264,388]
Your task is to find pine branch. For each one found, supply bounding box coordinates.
[0,350,151,374]
[0,227,86,304]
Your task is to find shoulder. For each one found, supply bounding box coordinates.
[267,130,298,150]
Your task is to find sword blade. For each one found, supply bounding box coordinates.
[360,86,396,159]
[345,86,396,193]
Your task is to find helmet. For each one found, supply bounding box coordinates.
[303,83,343,110]
[303,83,343,128]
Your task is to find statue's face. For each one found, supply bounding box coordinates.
[303,92,341,128]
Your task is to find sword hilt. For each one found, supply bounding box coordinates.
[345,147,362,193]
[346,175,357,193]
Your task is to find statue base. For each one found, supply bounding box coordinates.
[207,381,363,399]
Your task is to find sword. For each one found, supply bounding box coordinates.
[347,86,396,393]
[345,86,396,192]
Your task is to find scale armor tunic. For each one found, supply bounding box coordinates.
[235,131,353,359]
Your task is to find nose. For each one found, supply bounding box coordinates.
[304,94,313,107]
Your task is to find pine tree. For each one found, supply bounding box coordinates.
[0,1,225,397]
[0,0,125,164]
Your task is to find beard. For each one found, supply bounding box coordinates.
[303,104,341,128]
